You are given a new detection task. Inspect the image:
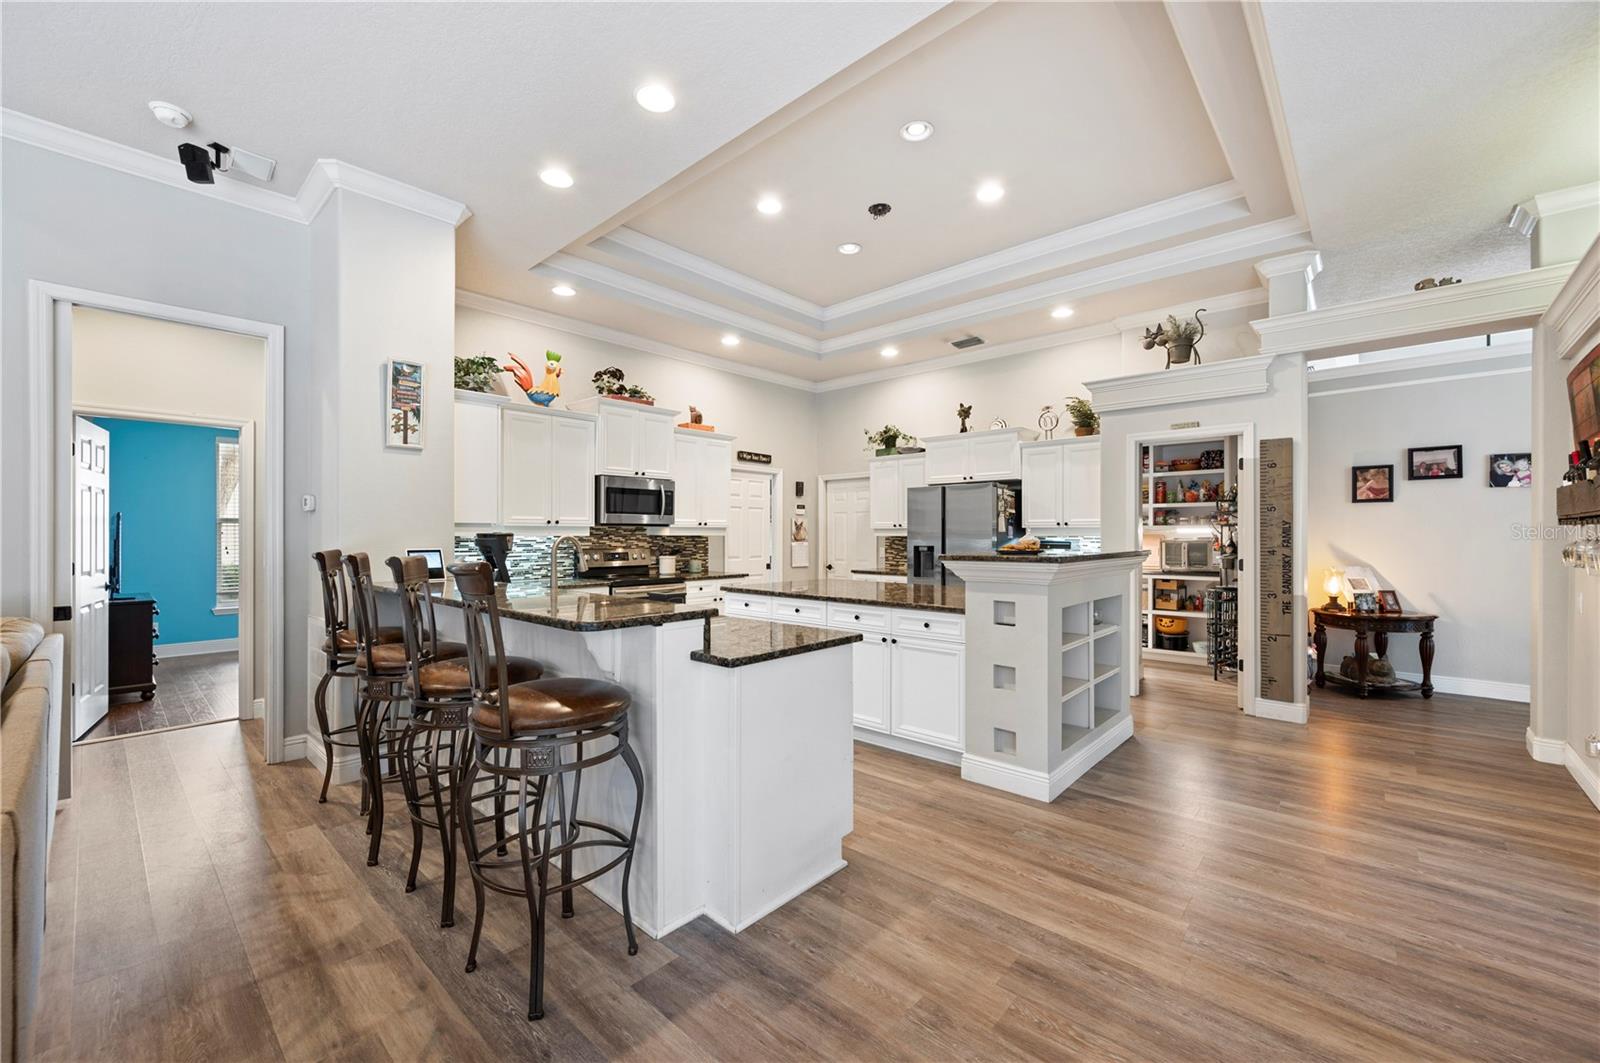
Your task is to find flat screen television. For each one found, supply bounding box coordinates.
[108,511,124,597]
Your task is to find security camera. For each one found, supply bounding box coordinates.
[176,141,277,185]
[177,142,219,184]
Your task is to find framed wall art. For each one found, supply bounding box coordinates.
[1407,445,1462,480]
[386,359,425,450]
[1488,453,1532,487]
[1352,464,1394,503]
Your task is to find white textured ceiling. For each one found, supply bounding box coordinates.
[1261,0,1600,304]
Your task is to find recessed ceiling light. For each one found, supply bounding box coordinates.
[721,333,740,347]
[899,120,934,142]
[1051,305,1074,320]
[551,284,576,297]
[539,167,574,189]
[880,345,899,359]
[635,83,676,113]
[975,180,1005,204]
[837,242,862,255]
[756,195,784,216]
[148,100,192,129]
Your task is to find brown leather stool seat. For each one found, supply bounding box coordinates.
[472,677,631,735]
[418,655,543,698]
[324,626,403,655]
[357,640,467,673]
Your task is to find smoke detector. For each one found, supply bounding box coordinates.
[148,101,192,129]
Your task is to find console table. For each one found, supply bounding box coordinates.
[1312,607,1436,698]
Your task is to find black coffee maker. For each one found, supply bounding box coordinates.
[474,532,514,584]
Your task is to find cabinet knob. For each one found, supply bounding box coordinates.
[880,636,887,643]
[854,614,860,620]
[891,638,898,644]
[923,621,930,628]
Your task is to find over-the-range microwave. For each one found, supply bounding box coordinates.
[596,474,675,527]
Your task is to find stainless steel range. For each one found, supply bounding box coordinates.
[575,546,687,603]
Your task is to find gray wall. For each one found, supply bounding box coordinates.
[1308,368,1533,691]
[1,141,316,739]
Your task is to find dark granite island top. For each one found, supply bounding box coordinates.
[718,578,966,614]
[849,568,907,577]
[691,617,861,668]
[379,580,715,632]
[939,549,1149,564]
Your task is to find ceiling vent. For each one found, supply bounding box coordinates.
[950,335,985,350]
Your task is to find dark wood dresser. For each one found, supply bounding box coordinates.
[109,595,159,701]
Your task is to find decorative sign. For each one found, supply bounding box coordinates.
[386,360,425,450]
[737,450,772,465]
[1170,420,1201,430]
[1258,438,1295,702]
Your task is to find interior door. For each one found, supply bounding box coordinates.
[72,417,111,740]
[844,480,874,573]
[726,472,773,576]
[826,480,851,576]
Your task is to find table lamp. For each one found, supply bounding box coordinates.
[1323,569,1344,611]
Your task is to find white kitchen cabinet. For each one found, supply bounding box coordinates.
[498,406,597,529]
[1020,438,1101,530]
[890,635,965,751]
[673,429,734,531]
[850,634,892,733]
[684,584,725,612]
[570,397,680,478]
[922,428,1035,484]
[453,393,502,525]
[868,453,925,531]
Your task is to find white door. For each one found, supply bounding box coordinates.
[1021,445,1064,529]
[501,411,554,526]
[726,471,773,577]
[1063,443,1102,527]
[890,636,964,750]
[825,478,873,576]
[550,416,596,525]
[851,635,892,732]
[72,417,111,740]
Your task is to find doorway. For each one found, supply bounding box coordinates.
[726,466,778,578]
[820,475,874,578]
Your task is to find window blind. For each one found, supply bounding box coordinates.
[217,439,241,606]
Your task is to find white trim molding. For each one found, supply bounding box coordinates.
[1391,673,1529,703]
[1525,727,1566,765]
[1085,351,1279,413]
[159,638,240,659]
[1251,697,1310,725]
[1508,181,1600,237]
[1564,744,1600,813]
[2,108,470,227]
[960,714,1135,803]
[1253,264,1575,359]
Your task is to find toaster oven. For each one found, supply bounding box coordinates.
[1160,538,1217,572]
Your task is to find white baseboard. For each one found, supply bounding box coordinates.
[300,730,364,786]
[159,637,240,658]
[852,728,963,766]
[1564,744,1600,813]
[252,697,265,720]
[1525,727,1566,764]
[961,714,1134,802]
[1251,696,1310,724]
[1395,672,1530,703]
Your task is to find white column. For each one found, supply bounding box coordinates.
[1254,251,1323,316]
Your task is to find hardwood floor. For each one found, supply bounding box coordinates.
[82,652,239,739]
[31,666,1598,1061]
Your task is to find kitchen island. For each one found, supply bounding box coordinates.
[380,582,858,938]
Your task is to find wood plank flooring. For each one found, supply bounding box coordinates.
[30,666,1599,1061]
[83,652,239,739]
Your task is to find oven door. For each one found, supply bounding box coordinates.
[597,475,675,526]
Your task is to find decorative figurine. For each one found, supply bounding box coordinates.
[990,416,1008,430]
[957,403,972,433]
[530,350,562,406]
[1413,276,1462,291]
[1143,309,1207,369]
[1037,404,1060,440]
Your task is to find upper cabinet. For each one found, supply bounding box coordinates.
[569,397,679,478]
[673,429,734,530]
[922,428,1036,484]
[1020,438,1101,531]
[868,453,926,531]
[452,392,597,530]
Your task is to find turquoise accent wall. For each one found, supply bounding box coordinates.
[94,418,240,646]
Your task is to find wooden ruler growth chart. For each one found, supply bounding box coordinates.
[1258,438,1296,703]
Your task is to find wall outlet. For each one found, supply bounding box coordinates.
[301,494,317,513]
[1587,735,1600,759]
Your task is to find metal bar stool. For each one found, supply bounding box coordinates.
[449,561,644,1022]
[311,549,403,806]
[384,554,544,927]
[343,551,466,867]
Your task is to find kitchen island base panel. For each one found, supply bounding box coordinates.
[962,713,1133,801]
[852,727,964,766]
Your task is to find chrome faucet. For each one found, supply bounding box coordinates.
[550,535,582,605]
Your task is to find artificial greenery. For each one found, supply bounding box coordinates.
[863,425,918,453]
[1141,314,1203,351]
[1064,396,1099,433]
[454,354,501,393]
[592,365,653,402]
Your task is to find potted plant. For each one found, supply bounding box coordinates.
[454,353,501,393]
[1141,309,1207,369]
[1065,396,1099,436]
[592,366,655,405]
[864,425,918,456]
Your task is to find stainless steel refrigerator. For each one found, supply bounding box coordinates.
[906,481,1024,586]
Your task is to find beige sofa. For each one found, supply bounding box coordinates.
[1,619,63,1063]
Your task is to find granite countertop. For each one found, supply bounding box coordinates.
[717,578,966,614]
[690,617,861,668]
[939,549,1148,564]
[676,570,742,583]
[378,580,714,632]
[849,568,907,577]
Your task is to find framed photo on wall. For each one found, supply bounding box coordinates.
[1488,453,1532,487]
[1351,464,1394,503]
[386,359,425,450]
[1407,444,1462,480]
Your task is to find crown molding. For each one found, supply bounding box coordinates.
[1109,288,1266,332]
[1238,0,1309,224]
[811,321,1121,393]
[1085,351,1282,413]
[1254,250,1322,282]
[1508,181,1600,236]
[1253,263,1575,358]
[455,289,820,392]
[1541,235,1600,361]
[2,108,470,228]
[591,228,824,324]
